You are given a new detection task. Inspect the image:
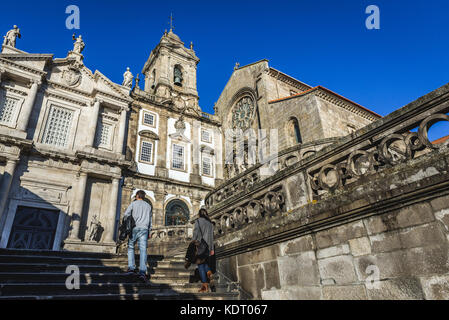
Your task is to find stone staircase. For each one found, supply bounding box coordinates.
[0,248,240,300]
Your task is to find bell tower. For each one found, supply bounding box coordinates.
[142,28,200,108]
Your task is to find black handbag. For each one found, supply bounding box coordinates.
[195,221,209,259]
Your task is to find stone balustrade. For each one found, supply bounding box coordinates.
[307,117,449,198]
[149,225,192,243]
[206,138,337,209]
[206,83,449,240]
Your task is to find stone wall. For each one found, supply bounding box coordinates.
[218,192,449,299]
[211,82,449,300]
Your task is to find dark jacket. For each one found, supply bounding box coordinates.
[118,215,135,241]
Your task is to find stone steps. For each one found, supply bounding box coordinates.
[0,263,123,273]
[0,282,232,296]
[0,292,238,300]
[0,272,210,286]
[0,249,239,300]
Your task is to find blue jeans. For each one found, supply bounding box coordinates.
[198,263,211,283]
[128,228,149,275]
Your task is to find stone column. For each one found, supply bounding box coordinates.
[153,192,166,227]
[156,113,168,178]
[68,172,88,241]
[104,177,120,243]
[214,127,224,186]
[17,80,41,132]
[116,108,127,154]
[190,119,201,185]
[191,196,201,220]
[0,69,5,85]
[86,99,101,147]
[0,159,18,221]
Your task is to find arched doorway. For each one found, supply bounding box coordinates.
[165,199,190,226]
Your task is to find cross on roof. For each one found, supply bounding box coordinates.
[169,13,174,31]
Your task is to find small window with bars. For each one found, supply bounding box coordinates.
[140,140,154,164]
[95,121,112,149]
[202,156,212,176]
[201,129,211,143]
[143,112,155,127]
[0,96,19,126]
[172,144,185,170]
[41,105,74,148]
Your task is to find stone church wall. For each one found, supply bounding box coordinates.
[218,192,449,299]
[211,82,449,299]
[316,97,373,137]
[268,94,324,148]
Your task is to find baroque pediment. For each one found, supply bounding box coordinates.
[200,145,215,155]
[139,130,160,140]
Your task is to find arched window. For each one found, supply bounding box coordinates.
[165,199,189,226]
[289,118,302,144]
[151,69,156,89]
[173,65,183,87]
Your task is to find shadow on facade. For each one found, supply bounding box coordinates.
[0,186,71,251]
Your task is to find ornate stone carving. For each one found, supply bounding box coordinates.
[169,116,190,142]
[309,113,449,194]
[62,67,82,87]
[138,130,160,140]
[211,187,286,236]
[2,25,21,48]
[232,96,255,130]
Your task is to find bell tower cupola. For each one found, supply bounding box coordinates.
[142,28,200,108]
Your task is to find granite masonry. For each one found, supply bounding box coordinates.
[1,24,448,300]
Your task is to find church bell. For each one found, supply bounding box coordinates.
[174,66,183,86]
[174,75,182,86]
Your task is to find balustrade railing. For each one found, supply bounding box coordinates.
[206,83,449,239]
[148,225,192,243]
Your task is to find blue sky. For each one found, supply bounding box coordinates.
[1,0,448,139]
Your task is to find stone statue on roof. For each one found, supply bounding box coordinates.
[3,25,21,48]
[122,67,134,88]
[72,34,85,54]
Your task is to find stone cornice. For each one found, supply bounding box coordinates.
[33,146,78,162]
[75,150,131,168]
[269,86,380,122]
[0,134,33,149]
[0,57,46,78]
[0,53,53,61]
[94,70,132,102]
[95,89,132,107]
[1,84,28,96]
[46,81,131,108]
[314,88,380,121]
[44,89,88,106]
[139,130,160,140]
[267,67,312,92]
[132,90,221,126]
[46,81,92,98]
[127,172,215,193]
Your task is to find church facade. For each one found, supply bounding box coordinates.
[119,30,223,254]
[0,30,132,253]
[0,25,380,254]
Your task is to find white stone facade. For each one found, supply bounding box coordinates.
[0,41,132,253]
